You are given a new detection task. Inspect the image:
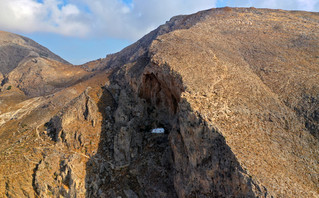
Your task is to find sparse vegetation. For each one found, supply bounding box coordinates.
[6,85,11,90]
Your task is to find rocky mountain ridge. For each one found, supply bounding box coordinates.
[0,7,319,198]
[0,31,92,97]
[0,31,69,74]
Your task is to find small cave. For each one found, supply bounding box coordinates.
[139,72,182,117]
[138,71,185,138]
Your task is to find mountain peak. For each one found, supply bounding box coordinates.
[0,31,69,75]
[0,31,89,96]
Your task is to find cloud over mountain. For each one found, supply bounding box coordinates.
[0,0,91,37]
[0,0,216,39]
[0,0,318,40]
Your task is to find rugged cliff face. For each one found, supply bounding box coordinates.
[1,7,319,198]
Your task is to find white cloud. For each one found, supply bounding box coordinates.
[0,0,90,37]
[83,0,217,39]
[0,0,216,39]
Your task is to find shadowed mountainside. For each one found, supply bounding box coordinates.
[0,7,319,198]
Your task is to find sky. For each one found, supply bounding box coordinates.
[0,0,318,65]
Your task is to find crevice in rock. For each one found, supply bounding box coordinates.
[32,159,42,196]
[45,116,62,142]
[295,93,319,141]
[83,98,89,121]
[1,75,8,86]
[5,181,10,197]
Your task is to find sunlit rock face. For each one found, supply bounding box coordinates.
[1,8,319,198]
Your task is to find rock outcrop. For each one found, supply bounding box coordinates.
[33,88,102,197]
[1,7,319,198]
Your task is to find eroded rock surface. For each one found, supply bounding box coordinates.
[1,7,319,198]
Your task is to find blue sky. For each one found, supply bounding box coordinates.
[0,0,318,65]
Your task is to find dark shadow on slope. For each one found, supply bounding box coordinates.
[85,57,268,197]
[85,58,177,197]
[295,93,319,141]
[0,45,32,74]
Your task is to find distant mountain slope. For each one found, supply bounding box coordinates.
[0,31,90,97]
[0,7,319,198]
[0,31,69,74]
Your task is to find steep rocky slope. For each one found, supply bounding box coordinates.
[1,7,319,198]
[0,31,89,97]
[0,31,68,74]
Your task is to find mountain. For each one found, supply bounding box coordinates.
[1,7,319,198]
[0,31,68,74]
[0,31,91,97]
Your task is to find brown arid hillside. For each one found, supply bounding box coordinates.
[1,7,319,198]
[0,30,69,76]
